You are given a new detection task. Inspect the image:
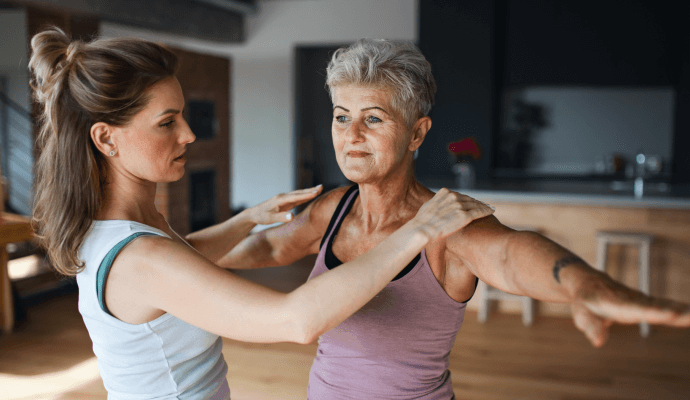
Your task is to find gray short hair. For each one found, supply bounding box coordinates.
[326,39,436,127]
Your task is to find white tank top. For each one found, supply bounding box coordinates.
[76,220,230,399]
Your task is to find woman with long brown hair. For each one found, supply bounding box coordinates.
[28,28,494,399]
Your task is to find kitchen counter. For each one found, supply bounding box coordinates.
[418,179,690,318]
[423,178,690,209]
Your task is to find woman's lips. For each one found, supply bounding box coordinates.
[347,151,370,158]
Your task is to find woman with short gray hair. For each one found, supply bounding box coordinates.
[226,38,690,399]
[326,38,436,127]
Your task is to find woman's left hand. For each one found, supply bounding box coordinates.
[248,184,323,225]
[570,272,690,347]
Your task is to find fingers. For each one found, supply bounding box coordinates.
[253,184,323,225]
[417,188,496,241]
[465,206,495,221]
[433,188,494,211]
[272,184,323,213]
[444,190,495,220]
[273,185,323,222]
[583,280,690,328]
[572,302,612,348]
[621,298,690,327]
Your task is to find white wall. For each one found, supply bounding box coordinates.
[101,0,418,209]
[505,87,674,175]
[0,9,30,109]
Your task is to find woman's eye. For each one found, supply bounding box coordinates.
[367,116,383,124]
[160,120,175,128]
[335,115,348,123]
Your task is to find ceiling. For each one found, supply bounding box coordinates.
[1,0,259,42]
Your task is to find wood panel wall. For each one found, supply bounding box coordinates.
[155,47,231,235]
[465,202,690,318]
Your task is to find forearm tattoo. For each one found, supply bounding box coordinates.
[553,256,585,284]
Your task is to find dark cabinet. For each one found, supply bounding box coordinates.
[504,0,686,87]
[418,0,690,183]
[417,1,498,183]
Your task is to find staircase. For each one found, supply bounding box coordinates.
[0,90,34,216]
[0,89,72,325]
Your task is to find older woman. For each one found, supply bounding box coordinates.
[224,39,690,399]
[29,29,493,399]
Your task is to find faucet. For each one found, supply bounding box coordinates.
[452,162,476,190]
[634,151,646,199]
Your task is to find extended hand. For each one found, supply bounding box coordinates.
[570,272,690,347]
[413,188,495,241]
[249,185,323,225]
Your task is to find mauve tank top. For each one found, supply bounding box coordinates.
[307,186,470,399]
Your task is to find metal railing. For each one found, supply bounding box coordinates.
[0,91,34,216]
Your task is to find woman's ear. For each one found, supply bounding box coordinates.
[408,116,432,152]
[90,122,117,157]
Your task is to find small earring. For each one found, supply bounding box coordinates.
[109,150,116,156]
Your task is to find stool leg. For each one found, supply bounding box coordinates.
[639,241,651,338]
[522,296,534,327]
[595,238,607,273]
[477,280,489,323]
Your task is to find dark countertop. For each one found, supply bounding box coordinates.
[422,178,690,209]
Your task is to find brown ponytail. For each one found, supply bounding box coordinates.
[29,27,179,276]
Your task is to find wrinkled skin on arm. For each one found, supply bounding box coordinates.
[442,216,690,347]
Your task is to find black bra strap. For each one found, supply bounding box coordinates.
[319,185,359,251]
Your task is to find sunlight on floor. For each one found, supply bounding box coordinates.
[0,357,103,400]
[8,254,48,280]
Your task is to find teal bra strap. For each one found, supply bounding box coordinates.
[96,232,158,316]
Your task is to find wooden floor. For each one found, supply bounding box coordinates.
[2,258,689,400]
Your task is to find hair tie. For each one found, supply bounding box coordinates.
[65,41,82,64]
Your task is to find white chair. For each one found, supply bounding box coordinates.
[477,280,535,326]
[595,231,653,337]
[477,226,537,327]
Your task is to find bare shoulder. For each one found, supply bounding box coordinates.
[306,185,356,227]
[105,235,214,323]
[448,214,513,247]
[116,234,190,265]
[443,214,515,280]
[262,185,357,258]
[109,234,211,287]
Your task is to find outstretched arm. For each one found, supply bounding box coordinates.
[446,216,690,346]
[113,189,494,344]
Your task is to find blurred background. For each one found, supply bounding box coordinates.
[1,0,689,399]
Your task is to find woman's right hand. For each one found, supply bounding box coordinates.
[248,184,324,225]
[412,188,495,242]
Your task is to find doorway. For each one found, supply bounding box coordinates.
[295,45,352,193]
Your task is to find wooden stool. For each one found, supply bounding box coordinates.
[477,280,535,326]
[595,231,653,337]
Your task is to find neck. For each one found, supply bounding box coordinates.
[97,169,164,227]
[355,161,424,233]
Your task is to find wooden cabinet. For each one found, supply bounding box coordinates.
[0,213,33,333]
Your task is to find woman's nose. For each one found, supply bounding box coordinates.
[345,120,365,142]
[180,118,196,144]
